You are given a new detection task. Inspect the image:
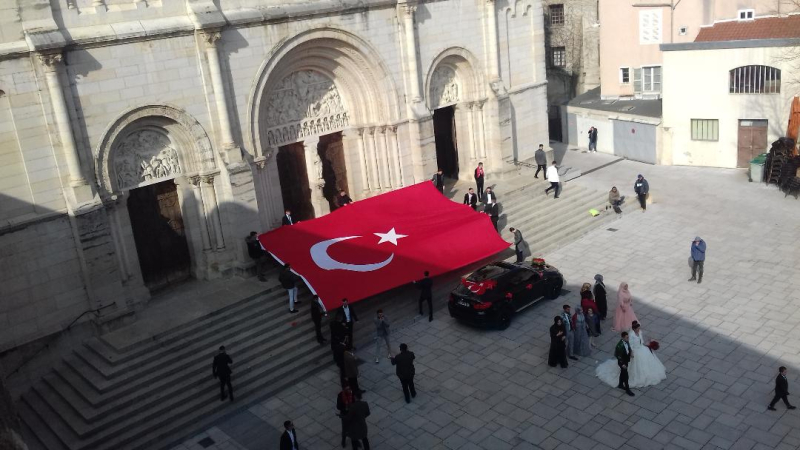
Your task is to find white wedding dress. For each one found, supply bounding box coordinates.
[596,329,666,388]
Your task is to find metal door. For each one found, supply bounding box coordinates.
[737,120,768,168]
[128,180,191,291]
[612,120,657,164]
[567,113,578,145]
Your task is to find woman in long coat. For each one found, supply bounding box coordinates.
[593,274,608,320]
[571,306,592,357]
[548,316,568,368]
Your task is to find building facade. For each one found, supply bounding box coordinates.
[0,0,548,353]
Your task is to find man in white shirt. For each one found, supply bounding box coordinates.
[544,161,561,198]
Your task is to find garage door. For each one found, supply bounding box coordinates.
[612,120,656,164]
[567,113,578,146]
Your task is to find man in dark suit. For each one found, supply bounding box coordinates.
[432,169,445,194]
[345,393,371,450]
[280,420,299,450]
[615,332,634,397]
[509,227,524,263]
[474,162,485,201]
[414,271,433,322]
[212,346,233,401]
[336,298,358,348]
[244,231,268,282]
[390,343,417,403]
[769,366,796,411]
[343,347,364,394]
[463,188,478,210]
[336,190,353,208]
[279,264,300,313]
[484,187,497,205]
[484,200,499,232]
[282,209,295,226]
[310,295,327,345]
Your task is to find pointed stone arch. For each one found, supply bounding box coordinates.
[424,47,486,111]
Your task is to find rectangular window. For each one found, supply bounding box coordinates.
[551,47,566,68]
[642,66,662,92]
[691,119,719,141]
[549,4,565,26]
[620,68,630,84]
[639,9,663,44]
[738,9,754,20]
[634,68,642,93]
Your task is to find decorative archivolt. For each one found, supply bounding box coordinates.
[425,47,486,111]
[430,66,460,109]
[264,70,350,147]
[113,128,182,191]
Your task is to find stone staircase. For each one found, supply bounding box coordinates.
[18,180,626,450]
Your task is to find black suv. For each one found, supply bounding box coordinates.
[448,261,564,329]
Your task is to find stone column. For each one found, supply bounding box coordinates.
[388,126,404,187]
[303,137,329,217]
[201,174,226,250]
[189,176,213,251]
[377,126,392,189]
[398,1,422,104]
[485,0,501,82]
[476,101,488,159]
[365,128,383,190]
[39,53,93,204]
[201,30,242,164]
[357,129,372,192]
[106,202,131,282]
[466,102,478,161]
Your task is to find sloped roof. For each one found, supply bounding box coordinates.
[567,88,662,119]
[695,15,800,42]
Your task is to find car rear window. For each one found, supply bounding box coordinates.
[468,265,506,281]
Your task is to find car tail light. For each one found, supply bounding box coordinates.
[473,302,492,310]
[449,294,455,303]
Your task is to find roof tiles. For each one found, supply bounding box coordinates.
[695,15,800,42]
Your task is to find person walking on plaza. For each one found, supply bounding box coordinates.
[572,306,592,357]
[509,227,524,263]
[463,188,478,210]
[634,174,649,212]
[336,190,353,208]
[390,343,417,403]
[485,199,499,232]
[484,186,497,205]
[593,274,608,320]
[534,144,547,179]
[688,236,706,284]
[282,209,295,226]
[768,366,796,411]
[245,232,269,282]
[343,347,364,394]
[544,161,560,198]
[588,126,598,152]
[279,264,301,313]
[474,162,485,201]
[310,295,327,345]
[336,384,355,448]
[432,169,445,194]
[548,316,568,368]
[561,305,577,361]
[345,393,371,450]
[615,332,635,396]
[414,271,434,322]
[336,298,359,347]
[280,420,299,450]
[373,310,391,363]
[212,346,233,402]
[612,282,638,332]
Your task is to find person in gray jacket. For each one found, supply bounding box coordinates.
[509,227,524,263]
[373,309,391,363]
[534,144,547,179]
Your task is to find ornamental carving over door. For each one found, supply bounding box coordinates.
[265,70,350,146]
[113,129,182,190]
[430,66,460,109]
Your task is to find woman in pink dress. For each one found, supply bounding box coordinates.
[612,282,638,331]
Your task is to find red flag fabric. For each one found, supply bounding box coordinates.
[258,182,509,309]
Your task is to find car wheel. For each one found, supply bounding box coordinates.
[545,279,563,300]
[497,309,512,330]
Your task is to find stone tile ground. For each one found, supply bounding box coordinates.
[174,156,800,450]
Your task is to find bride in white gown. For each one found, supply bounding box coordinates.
[596,321,666,388]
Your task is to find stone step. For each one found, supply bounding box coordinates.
[18,400,68,450]
[499,185,591,222]
[536,204,631,257]
[512,192,609,241]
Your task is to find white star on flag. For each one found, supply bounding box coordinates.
[374,228,408,246]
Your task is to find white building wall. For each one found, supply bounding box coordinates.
[663,46,797,168]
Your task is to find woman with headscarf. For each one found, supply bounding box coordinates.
[593,274,608,320]
[580,283,598,317]
[571,306,592,357]
[613,282,638,332]
[585,307,601,348]
[548,316,568,368]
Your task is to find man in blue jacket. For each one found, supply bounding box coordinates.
[688,237,706,284]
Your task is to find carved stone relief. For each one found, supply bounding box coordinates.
[113,129,182,190]
[430,66,460,109]
[264,70,349,146]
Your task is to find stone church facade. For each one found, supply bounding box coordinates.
[0,0,547,353]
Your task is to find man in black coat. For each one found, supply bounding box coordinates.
[484,200,499,232]
[769,366,796,411]
[345,394,371,450]
[335,298,359,348]
[414,271,433,322]
[336,190,353,208]
[245,231,269,282]
[212,346,233,401]
[310,295,327,345]
[280,420,299,450]
[634,174,649,212]
[279,264,301,313]
[432,169,445,194]
[463,188,478,210]
[282,209,295,226]
[390,343,417,403]
[484,187,498,205]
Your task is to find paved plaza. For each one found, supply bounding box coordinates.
[173,153,800,450]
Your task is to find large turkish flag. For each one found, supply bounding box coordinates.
[258,182,509,309]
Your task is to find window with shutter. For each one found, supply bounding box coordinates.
[634,68,642,93]
[639,10,663,44]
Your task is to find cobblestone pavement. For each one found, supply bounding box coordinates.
[174,157,800,450]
